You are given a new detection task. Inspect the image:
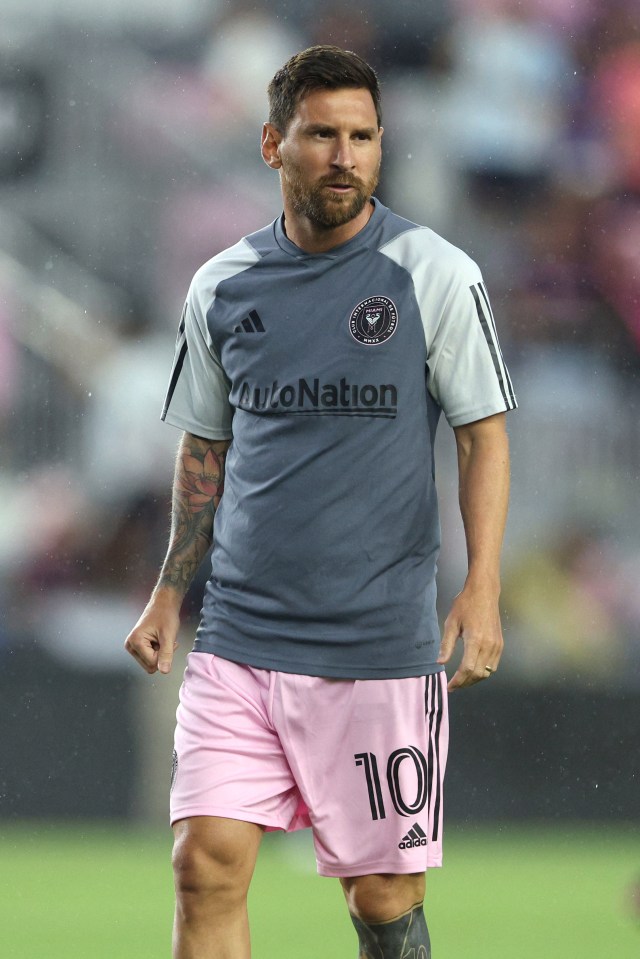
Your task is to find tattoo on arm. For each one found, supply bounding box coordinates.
[157,433,230,598]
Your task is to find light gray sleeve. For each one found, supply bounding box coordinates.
[379,226,516,428]
[426,260,517,427]
[161,283,233,440]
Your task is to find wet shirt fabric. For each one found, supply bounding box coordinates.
[162,199,516,679]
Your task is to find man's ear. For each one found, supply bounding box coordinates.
[261,123,283,169]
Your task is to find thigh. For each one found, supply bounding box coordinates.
[273,671,448,877]
[171,653,304,830]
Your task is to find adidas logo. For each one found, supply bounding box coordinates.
[234,310,265,334]
[398,822,428,849]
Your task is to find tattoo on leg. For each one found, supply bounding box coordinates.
[350,902,431,959]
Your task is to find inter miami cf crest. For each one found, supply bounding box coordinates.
[349,295,398,346]
[170,749,178,792]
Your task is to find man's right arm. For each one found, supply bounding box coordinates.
[125,431,230,675]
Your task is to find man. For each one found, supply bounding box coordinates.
[125,45,516,959]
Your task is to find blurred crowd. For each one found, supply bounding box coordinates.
[1,0,639,688]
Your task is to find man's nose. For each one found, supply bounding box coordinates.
[331,137,355,170]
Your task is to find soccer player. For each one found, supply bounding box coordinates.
[125,45,516,959]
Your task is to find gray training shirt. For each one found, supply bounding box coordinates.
[162,198,516,679]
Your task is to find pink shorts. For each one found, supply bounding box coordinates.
[171,652,449,877]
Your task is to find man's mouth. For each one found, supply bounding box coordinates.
[320,174,361,189]
[325,183,357,193]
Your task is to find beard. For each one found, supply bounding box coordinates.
[281,159,380,230]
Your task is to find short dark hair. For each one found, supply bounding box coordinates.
[268,45,382,133]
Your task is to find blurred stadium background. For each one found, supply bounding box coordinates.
[1,0,639,955]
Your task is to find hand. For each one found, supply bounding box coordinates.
[437,581,503,691]
[124,592,181,675]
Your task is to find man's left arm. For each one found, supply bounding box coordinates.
[437,411,510,690]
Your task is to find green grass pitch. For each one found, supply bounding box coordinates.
[1,823,638,957]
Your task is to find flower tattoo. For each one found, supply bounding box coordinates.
[178,448,224,513]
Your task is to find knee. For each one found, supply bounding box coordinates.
[342,873,425,923]
[172,824,254,908]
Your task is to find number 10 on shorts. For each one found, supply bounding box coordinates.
[355,748,429,821]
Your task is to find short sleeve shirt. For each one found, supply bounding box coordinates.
[162,199,516,679]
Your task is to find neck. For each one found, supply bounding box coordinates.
[282,199,375,253]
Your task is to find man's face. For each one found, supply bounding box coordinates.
[271,87,382,230]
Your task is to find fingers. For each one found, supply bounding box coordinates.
[125,621,178,675]
[124,628,160,674]
[125,599,181,675]
[447,629,503,691]
[437,612,461,665]
[157,632,176,675]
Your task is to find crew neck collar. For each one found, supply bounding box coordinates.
[274,197,383,259]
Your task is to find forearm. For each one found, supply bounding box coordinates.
[454,413,510,591]
[438,414,510,687]
[153,431,230,607]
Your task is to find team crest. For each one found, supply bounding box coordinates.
[349,296,398,346]
[170,749,178,792]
